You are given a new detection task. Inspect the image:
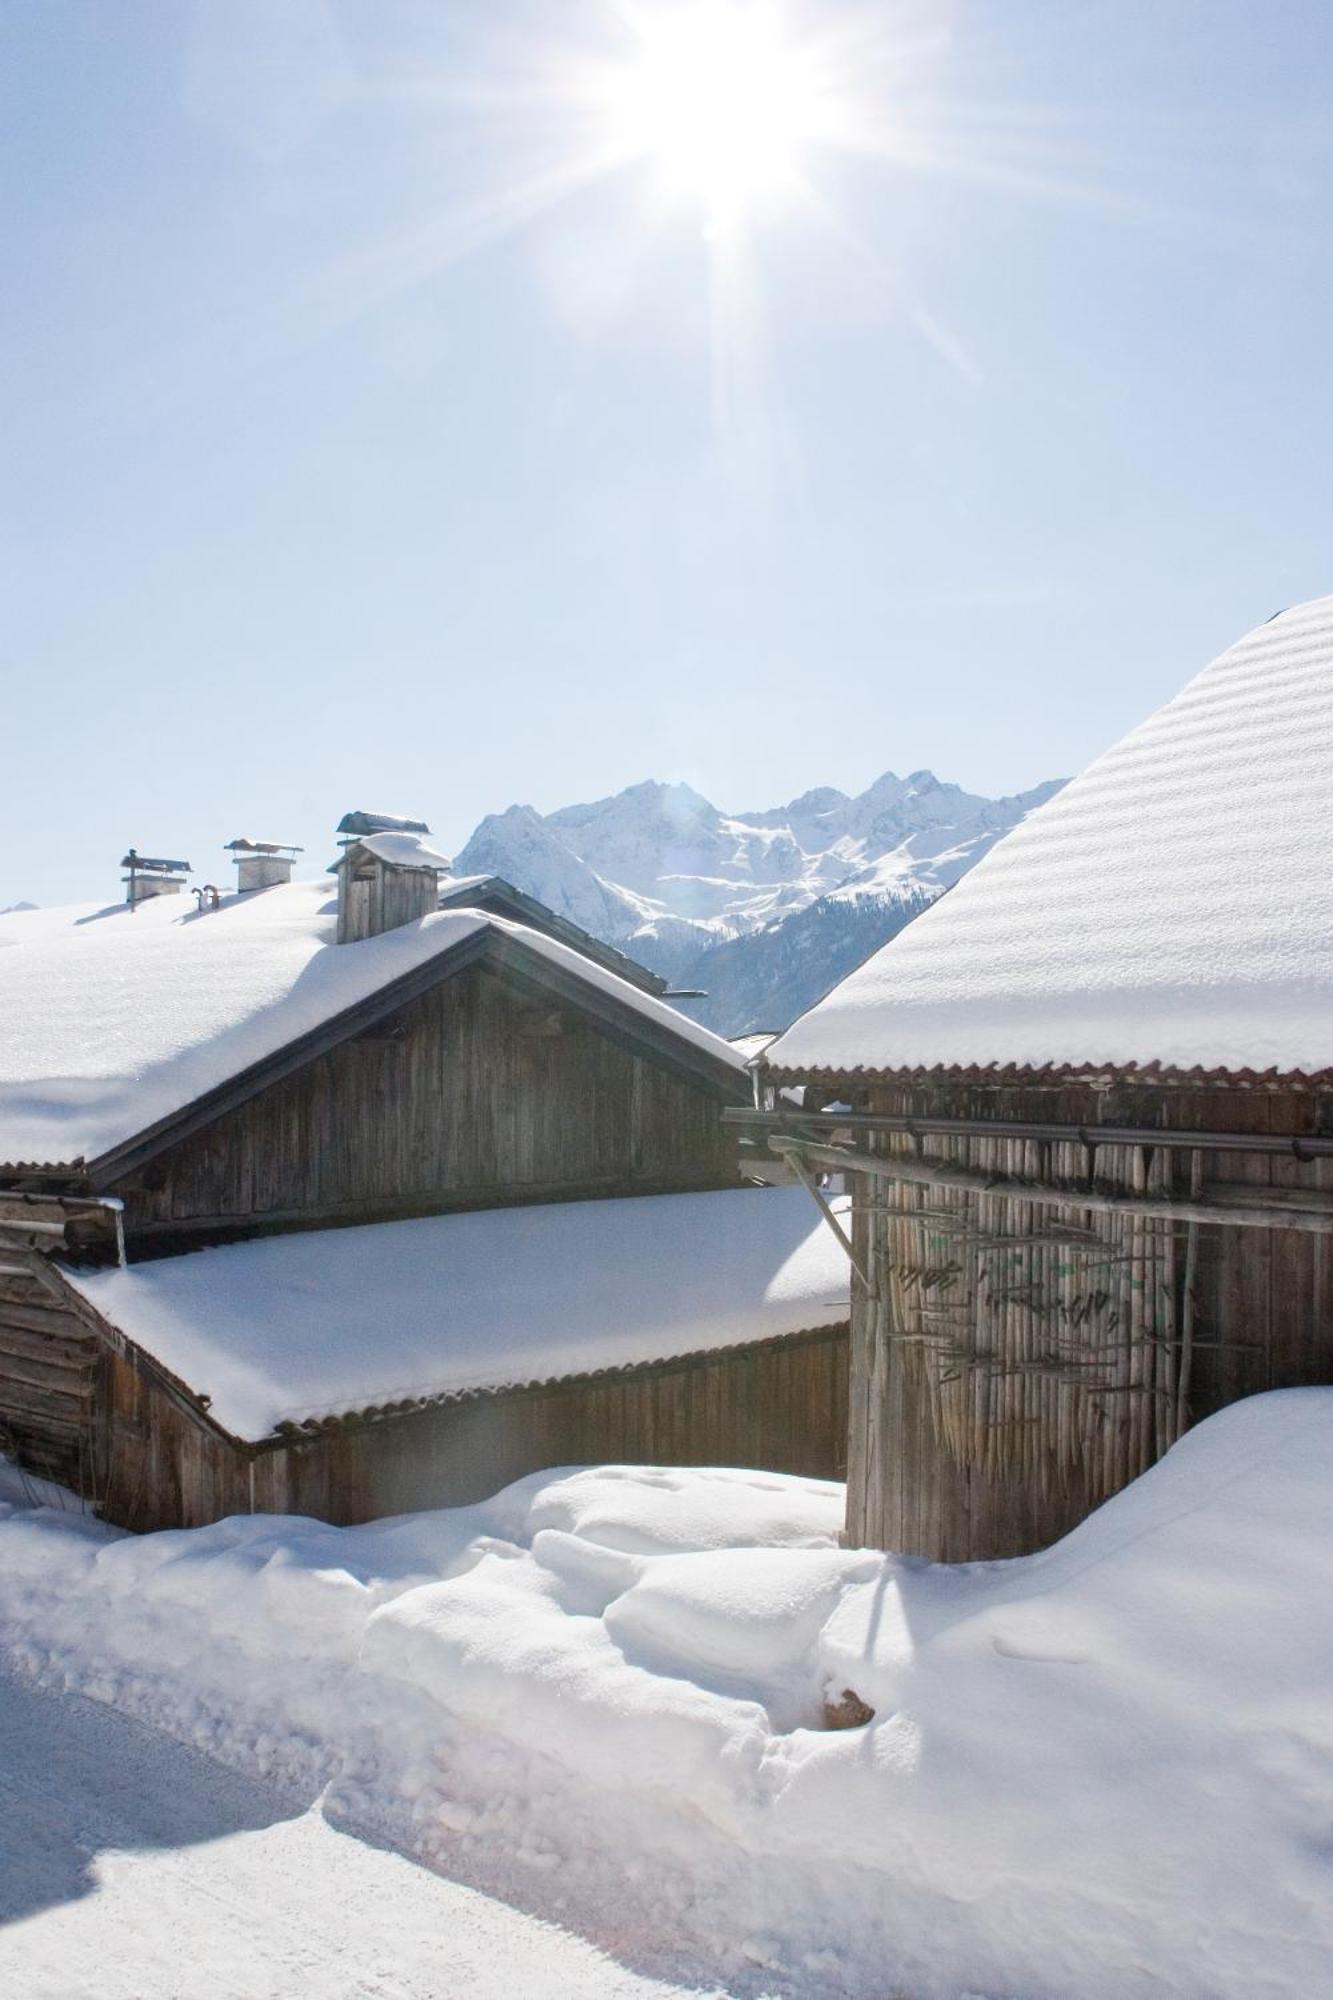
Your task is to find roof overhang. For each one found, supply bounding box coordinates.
[756,1058,1333,1092]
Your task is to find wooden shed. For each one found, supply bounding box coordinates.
[740,593,1333,1560]
[0,832,847,1525]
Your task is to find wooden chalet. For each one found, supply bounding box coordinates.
[0,817,848,1528]
[741,593,1333,1561]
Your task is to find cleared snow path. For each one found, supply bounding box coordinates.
[0,1666,723,2000]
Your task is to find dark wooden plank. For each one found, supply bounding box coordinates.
[0,1302,98,1349]
[0,1347,95,1397]
[0,1325,98,1372]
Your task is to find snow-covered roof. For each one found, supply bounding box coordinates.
[65,1186,850,1439]
[767,593,1333,1081]
[0,881,745,1172]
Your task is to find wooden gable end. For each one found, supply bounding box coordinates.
[112,960,741,1250]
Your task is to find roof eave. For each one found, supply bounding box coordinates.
[61,1267,848,1452]
[0,1158,88,1182]
[759,1056,1333,1092]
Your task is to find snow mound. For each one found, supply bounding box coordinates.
[4,1396,1333,1997]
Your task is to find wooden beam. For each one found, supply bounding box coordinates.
[781,1149,872,1290]
[768,1137,1333,1236]
[726,1104,1333,1162]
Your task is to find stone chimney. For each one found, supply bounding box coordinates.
[225,838,302,893]
[121,849,190,909]
[332,812,450,943]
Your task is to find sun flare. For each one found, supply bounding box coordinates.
[598,3,839,226]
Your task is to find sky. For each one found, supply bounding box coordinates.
[3,0,1332,907]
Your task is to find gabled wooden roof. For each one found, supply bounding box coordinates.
[89,923,747,1185]
[0,883,746,1181]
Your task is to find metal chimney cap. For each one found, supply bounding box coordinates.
[120,851,191,873]
[335,810,431,838]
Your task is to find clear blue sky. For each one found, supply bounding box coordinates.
[4,1,1331,906]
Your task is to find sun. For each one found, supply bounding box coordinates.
[597,3,837,228]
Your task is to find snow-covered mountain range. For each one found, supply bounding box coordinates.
[457,769,1065,1035]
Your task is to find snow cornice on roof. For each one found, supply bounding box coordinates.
[334,831,452,872]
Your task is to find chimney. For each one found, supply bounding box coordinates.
[225,838,303,893]
[331,812,450,943]
[121,849,191,910]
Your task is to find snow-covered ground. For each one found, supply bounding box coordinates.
[3,1395,1333,1998]
[0,1665,712,2000]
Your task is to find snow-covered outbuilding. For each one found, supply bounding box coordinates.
[0,824,849,1527]
[744,593,1333,1560]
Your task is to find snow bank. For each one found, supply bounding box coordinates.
[4,1397,1333,1997]
[66,1187,849,1438]
[0,880,743,1168]
[768,592,1333,1078]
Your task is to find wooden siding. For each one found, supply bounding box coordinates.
[87,1325,849,1533]
[0,1258,99,1492]
[846,1078,1333,1560]
[0,1202,122,1492]
[337,855,438,944]
[116,964,738,1244]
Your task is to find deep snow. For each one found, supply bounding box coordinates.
[769,591,1333,1077]
[67,1186,850,1438]
[3,1393,1332,1998]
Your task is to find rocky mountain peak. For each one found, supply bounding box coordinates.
[452,765,1066,1033]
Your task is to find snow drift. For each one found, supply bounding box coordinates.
[3,1393,1332,1998]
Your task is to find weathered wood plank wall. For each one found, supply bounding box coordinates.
[337,858,437,944]
[90,1324,849,1532]
[115,966,738,1246]
[0,1262,98,1491]
[847,1079,1333,1560]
